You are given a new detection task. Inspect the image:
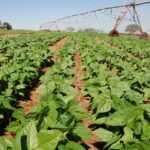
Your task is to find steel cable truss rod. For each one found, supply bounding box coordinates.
[41,1,150,25]
[102,9,135,22]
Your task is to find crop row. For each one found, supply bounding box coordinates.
[76,34,150,149]
[97,34,150,59]
[0,32,66,131]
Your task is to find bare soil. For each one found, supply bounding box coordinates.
[50,36,69,62]
[73,50,101,150]
[0,34,31,38]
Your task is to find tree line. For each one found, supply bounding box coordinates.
[0,21,13,30]
[66,24,144,34]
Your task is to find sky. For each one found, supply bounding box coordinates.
[0,0,150,32]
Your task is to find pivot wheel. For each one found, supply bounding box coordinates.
[109,30,119,37]
[139,32,148,41]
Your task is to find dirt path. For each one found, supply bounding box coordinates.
[0,34,31,38]
[143,99,150,103]
[19,36,69,115]
[50,36,68,62]
[96,38,143,60]
[73,45,101,150]
[50,36,68,52]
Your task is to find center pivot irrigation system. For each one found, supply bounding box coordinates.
[40,0,150,40]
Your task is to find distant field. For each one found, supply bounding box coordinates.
[0,29,35,35]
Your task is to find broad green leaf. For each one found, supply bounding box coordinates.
[6,121,22,133]
[143,88,150,99]
[121,127,133,143]
[85,85,99,97]
[4,88,13,97]
[44,101,58,128]
[93,117,107,125]
[0,138,7,150]
[93,128,113,142]
[0,114,4,119]
[37,130,63,150]
[109,76,130,97]
[106,106,143,126]
[96,97,112,113]
[125,90,143,104]
[0,137,18,150]
[68,101,88,120]
[60,84,77,96]
[142,104,150,113]
[141,122,150,140]
[73,123,90,140]
[16,84,25,90]
[66,141,85,150]
[12,109,25,122]
[124,141,150,150]
[22,121,39,149]
[111,96,131,111]
[37,81,55,94]
[109,140,123,149]
[58,144,70,150]
[0,96,13,109]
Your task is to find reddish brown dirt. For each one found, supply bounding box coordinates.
[96,38,143,60]
[19,36,69,116]
[50,36,68,62]
[3,132,15,138]
[40,67,49,73]
[0,34,31,38]
[143,99,150,104]
[73,51,101,150]
[51,55,59,62]
[50,37,68,52]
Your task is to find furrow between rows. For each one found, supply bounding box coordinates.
[73,45,101,150]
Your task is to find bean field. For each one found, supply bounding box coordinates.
[0,30,150,150]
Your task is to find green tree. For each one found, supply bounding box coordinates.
[3,22,12,30]
[125,24,140,33]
